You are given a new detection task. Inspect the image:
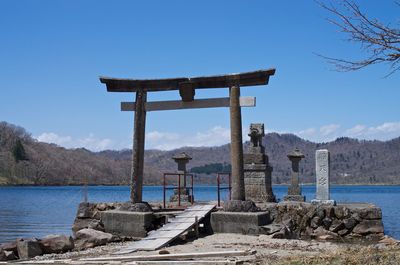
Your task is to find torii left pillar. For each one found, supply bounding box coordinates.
[131,89,147,203]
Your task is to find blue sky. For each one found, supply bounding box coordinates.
[1,1,399,151]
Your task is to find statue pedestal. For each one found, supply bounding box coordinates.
[244,160,276,203]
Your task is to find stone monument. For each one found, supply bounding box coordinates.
[170,152,193,203]
[243,123,276,202]
[311,149,336,205]
[284,148,305,202]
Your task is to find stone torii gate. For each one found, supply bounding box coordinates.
[100,69,276,204]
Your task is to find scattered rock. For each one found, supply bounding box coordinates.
[88,219,105,231]
[312,226,337,240]
[0,240,18,254]
[271,227,290,239]
[96,203,108,211]
[353,220,384,235]
[0,249,5,261]
[343,217,358,230]
[223,200,260,212]
[72,218,93,235]
[0,248,17,261]
[378,235,399,245]
[324,207,335,219]
[318,234,336,241]
[16,239,42,259]
[329,219,345,233]
[260,224,283,235]
[334,206,350,219]
[338,228,349,236]
[39,234,74,254]
[159,249,170,255]
[76,202,95,218]
[359,207,382,220]
[75,228,114,249]
[120,202,153,212]
[310,216,321,229]
[316,207,325,219]
[322,218,332,229]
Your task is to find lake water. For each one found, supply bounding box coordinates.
[0,185,399,244]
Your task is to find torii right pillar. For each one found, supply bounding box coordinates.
[229,84,246,201]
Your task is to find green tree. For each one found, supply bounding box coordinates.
[12,139,28,162]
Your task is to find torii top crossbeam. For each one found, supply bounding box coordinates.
[100,69,275,92]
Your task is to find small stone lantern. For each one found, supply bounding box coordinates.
[170,152,192,202]
[284,148,306,202]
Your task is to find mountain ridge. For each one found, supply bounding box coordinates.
[1,121,399,186]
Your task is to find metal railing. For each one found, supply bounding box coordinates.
[163,172,194,209]
[217,172,231,207]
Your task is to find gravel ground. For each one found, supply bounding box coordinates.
[27,233,346,264]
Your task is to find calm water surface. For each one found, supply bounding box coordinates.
[0,185,399,244]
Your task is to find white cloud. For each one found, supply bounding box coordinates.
[35,122,400,152]
[146,126,231,150]
[36,132,116,152]
[344,122,400,140]
[297,128,317,138]
[320,124,340,136]
[344,124,366,137]
[293,122,400,142]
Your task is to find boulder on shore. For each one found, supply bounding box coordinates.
[0,249,17,261]
[0,240,18,257]
[39,234,74,254]
[74,228,114,249]
[16,239,42,259]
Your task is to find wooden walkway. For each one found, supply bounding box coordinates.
[114,204,216,254]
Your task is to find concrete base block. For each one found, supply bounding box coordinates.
[101,210,154,238]
[311,199,336,206]
[211,211,270,235]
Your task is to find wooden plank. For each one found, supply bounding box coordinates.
[121,97,255,112]
[82,250,253,262]
[157,223,193,231]
[114,204,216,254]
[146,230,186,239]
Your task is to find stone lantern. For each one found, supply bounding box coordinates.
[284,148,305,202]
[170,152,192,202]
[172,152,192,187]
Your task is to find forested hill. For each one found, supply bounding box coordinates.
[1,121,399,186]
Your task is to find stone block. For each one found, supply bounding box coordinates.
[244,177,266,185]
[211,211,270,235]
[243,153,266,164]
[244,164,268,171]
[101,210,154,238]
[16,239,42,259]
[223,200,260,212]
[283,195,305,202]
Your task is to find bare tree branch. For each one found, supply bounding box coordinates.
[317,0,400,76]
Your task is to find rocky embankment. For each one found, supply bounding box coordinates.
[261,202,384,241]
